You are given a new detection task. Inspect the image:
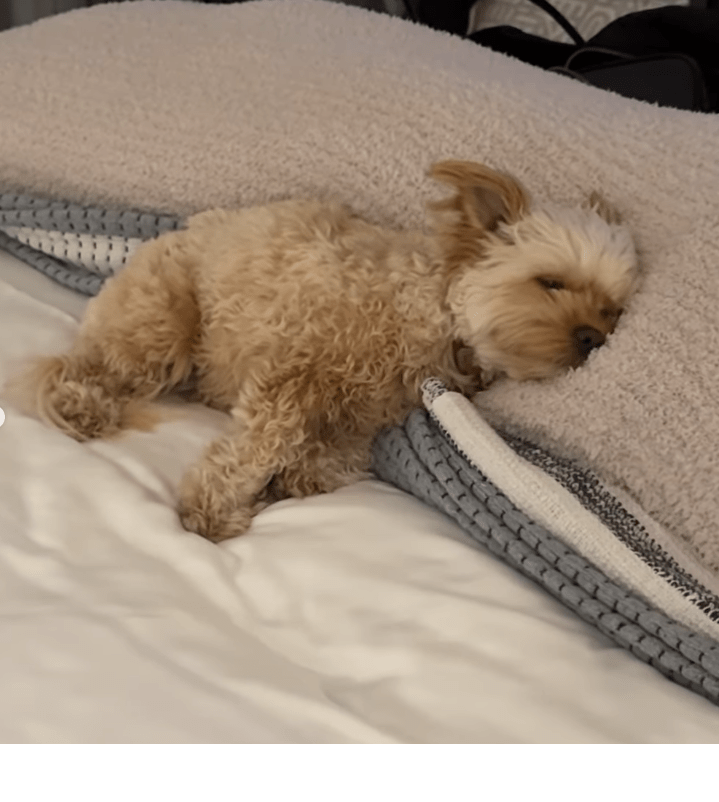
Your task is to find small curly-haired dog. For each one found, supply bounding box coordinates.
[17,161,639,542]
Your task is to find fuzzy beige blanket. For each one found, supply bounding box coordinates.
[2,0,719,569]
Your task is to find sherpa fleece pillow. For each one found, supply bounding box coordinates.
[2,0,719,575]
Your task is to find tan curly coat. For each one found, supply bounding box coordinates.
[18,161,638,541]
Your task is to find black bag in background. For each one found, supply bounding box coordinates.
[417,1,719,112]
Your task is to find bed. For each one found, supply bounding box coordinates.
[1,0,719,743]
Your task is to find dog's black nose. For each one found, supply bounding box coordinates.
[574,326,605,358]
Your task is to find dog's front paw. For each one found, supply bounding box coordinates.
[177,480,253,543]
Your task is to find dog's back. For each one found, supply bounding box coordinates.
[181,200,453,412]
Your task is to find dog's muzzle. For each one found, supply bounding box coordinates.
[573,326,605,359]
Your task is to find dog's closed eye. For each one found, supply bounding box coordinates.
[537,277,565,291]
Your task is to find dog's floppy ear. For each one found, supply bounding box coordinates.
[585,190,622,225]
[429,160,530,232]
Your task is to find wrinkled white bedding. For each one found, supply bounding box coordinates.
[2,253,719,743]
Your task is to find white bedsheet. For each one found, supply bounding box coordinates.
[2,252,719,743]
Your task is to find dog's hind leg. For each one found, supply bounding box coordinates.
[19,233,200,441]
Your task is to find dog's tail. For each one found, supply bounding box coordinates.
[8,353,159,441]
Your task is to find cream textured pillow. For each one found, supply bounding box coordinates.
[2,0,719,569]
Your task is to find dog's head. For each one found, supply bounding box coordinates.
[430,160,639,383]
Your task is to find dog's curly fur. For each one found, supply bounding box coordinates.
[15,161,639,542]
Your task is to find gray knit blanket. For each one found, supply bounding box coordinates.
[0,193,179,296]
[4,194,719,705]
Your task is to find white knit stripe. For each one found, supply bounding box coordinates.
[427,387,719,643]
[0,225,142,276]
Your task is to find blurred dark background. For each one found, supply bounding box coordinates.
[2,1,716,34]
